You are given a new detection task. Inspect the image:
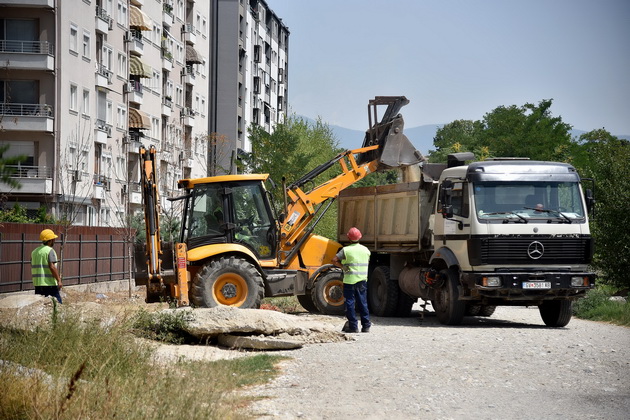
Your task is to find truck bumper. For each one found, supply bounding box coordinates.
[461,271,596,302]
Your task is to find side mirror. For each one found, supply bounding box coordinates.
[585,189,596,215]
[439,179,454,218]
[442,205,454,219]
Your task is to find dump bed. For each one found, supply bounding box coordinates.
[338,181,437,252]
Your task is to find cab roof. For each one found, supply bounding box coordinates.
[178,174,269,189]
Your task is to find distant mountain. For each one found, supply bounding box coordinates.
[299,116,629,156]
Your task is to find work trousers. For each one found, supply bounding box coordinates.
[343,280,370,329]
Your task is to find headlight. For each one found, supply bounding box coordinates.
[571,276,588,287]
[482,276,502,287]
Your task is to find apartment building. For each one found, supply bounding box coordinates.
[0,0,211,226]
[208,0,289,173]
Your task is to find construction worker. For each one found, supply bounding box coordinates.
[332,227,372,333]
[31,229,63,303]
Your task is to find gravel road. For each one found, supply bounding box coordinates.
[248,304,630,420]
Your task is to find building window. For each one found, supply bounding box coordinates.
[117,1,128,26]
[69,24,78,53]
[116,105,126,129]
[106,100,113,125]
[82,89,90,115]
[82,30,91,59]
[117,52,127,77]
[70,84,78,111]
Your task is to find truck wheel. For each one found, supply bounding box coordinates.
[311,271,345,315]
[395,292,416,317]
[190,256,264,308]
[432,268,466,325]
[539,300,573,327]
[479,305,496,317]
[297,293,319,313]
[368,266,399,317]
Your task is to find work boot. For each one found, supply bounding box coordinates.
[341,321,359,333]
[361,323,371,333]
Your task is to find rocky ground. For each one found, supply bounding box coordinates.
[2,288,629,419]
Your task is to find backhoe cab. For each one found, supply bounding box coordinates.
[140,96,423,314]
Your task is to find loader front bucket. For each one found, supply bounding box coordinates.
[357,96,425,170]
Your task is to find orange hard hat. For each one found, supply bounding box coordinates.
[347,227,362,242]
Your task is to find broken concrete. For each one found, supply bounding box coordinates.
[218,333,303,350]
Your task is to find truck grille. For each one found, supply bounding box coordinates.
[468,236,593,265]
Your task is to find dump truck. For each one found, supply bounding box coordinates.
[138,96,423,313]
[338,153,597,326]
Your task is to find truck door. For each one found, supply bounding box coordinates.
[436,179,471,243]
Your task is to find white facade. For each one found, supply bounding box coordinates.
[0,0,213,226]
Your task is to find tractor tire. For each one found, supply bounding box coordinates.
[311,271,345,315]
[539,300,573,327]
[297,293,319,313]
[432,268,466,325]
[368,266,399,317]
[189,256,264,308]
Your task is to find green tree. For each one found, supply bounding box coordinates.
[243,115,341,239]
[427,99,572,163]
[0,144,26,189]
[573,129,630,290]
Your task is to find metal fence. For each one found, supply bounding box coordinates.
[0,223,134,294]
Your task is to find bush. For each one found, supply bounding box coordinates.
[573,288,630,326]
[131,309,195,344]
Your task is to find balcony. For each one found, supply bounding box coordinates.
[126,30,144,55]
[162,4,174,27]
[0,0,54,7]
[181,66,195,86]
[95,63,113,88]
[0,40,54,71]
[181,107,196,128]
[182,24,196,45]
[95,6,113,34]
[161,97,172,117]
[129,181,142,204]
[0,103,53,132]
[125,80,144,105]
[161,48,173,71]
[0,165,53,194]
[93,174,112,199]
[95,119,112,144]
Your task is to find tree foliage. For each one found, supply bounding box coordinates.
[242,115,342,239]
[0,144,26,189]
[572,130,630,289]
[428,99,572,163]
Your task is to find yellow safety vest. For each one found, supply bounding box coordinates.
[31,245,57,287]
[341,243,371,284]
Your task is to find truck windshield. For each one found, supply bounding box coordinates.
[473,181,585,222]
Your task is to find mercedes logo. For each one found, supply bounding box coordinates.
[527,241,544,259]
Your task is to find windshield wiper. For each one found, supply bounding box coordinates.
[481,211,528,223]
[524,207,572,223]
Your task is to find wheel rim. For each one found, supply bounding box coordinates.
[213,273,248,306]
[323,279,344,307]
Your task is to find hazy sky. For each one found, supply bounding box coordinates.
[270,0,630,135]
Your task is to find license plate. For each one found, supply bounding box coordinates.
[522,282,551,289]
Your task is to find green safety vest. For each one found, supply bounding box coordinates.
[341,243,371,284]
[31,245,57,287]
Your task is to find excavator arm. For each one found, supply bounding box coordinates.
[140,146,163,297]
[278,96,424,264]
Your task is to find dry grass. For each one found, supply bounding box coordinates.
[0,303,284,420]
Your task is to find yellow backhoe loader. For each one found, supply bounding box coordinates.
[140,96,423,314]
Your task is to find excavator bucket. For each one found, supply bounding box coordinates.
[358,96,425,170]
